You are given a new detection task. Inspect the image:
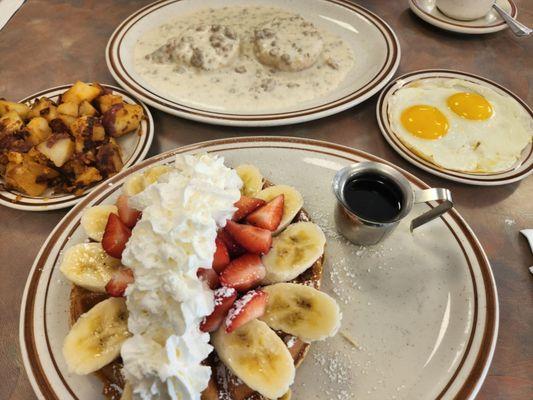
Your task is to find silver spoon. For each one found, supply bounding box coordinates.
[493,3,532,37]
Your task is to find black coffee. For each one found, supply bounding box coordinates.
[343,173,403,222]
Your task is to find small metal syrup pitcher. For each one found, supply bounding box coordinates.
[332,162,453,246]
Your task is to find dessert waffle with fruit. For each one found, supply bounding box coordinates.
[60,157,341,400]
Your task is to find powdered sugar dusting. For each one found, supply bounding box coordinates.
[225,290,258,326]
[214,286,236,306]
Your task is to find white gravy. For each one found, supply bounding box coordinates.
[134,6,354,112]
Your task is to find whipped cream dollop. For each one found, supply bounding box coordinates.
[121,154,242,400]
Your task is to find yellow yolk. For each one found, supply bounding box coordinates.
[447,92,493,120]
[400,105,449,140]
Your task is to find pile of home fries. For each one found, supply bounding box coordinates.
[0,81,144,197]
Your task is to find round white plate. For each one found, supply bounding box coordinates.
[0,84,154,211]
[376,70,533,186]
[106,0,400,127]
[20,137,498,400]
[409,0,517,34]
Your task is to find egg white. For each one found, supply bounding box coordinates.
[388,79,532,173]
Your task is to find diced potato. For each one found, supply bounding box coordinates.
[0,111,24,134]
[95,94,123,113]
[26,117,52,145]
[74,166,102,186]
[4,153,59,196]
[96,139,123,177]
[57,102,79,117]
[0,100,30,120]
[92,124,106,142]
[79,100,97,117]
[61,81,102,104]
[37,134,75,167]
[28,97,58,122]
[102,103,143,138]
[59,114,76,130]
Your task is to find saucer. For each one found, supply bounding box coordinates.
[409,0,517,34]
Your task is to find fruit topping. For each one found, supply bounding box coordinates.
[225,220,272,255]
[197,268,220,290]
[212,237,230,273]
[246,194,284,231]
[219,253,266,292]
[225,289,268,333]
[105,268,134,297]
[101,213,131,259]
[233,196,266,221]
[200,286,238,332]
[116,195,141,228]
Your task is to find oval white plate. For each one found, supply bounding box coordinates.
[376,70,533,186]
[20,137,497,400]
[106,0,400,127]
[0,84,154,211]
[409,0,517,34]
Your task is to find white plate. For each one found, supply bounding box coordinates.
[409,0,517,34]
[106,0,400,127]
[0,84,154,211]
[376,70,533,186]
[20,137,498,400]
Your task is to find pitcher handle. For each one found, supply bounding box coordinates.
[410,188,453,231]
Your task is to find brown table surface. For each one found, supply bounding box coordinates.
[1,1,532,399]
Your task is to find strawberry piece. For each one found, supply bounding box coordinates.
[102,213,131,259]
[200,287,238,332]
[233,196,266,221]
[105,268,134,297]
[246,194,284,231]
[217,229,245,258]
[219,254,266,292]
[197,268,220,290]
[225,290,268,333]
[225,221,272,255]
[116,195,141,228]
[212,237,230,273]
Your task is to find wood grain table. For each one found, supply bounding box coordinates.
[0,1,531,399]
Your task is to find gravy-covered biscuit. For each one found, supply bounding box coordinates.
[254,16,323,72]
[151,24,240,71]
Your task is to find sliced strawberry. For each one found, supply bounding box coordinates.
[105,268,134,297]
[246,194,284,231]
[102,213,131,259]
[200,287,238,332]
[197,268,220,290]
[225,290,268,333]
[225,220,272,255]
[219,253,266,292]
[233,196,266,221]
[116,195,141,228]
[212,237,230,273]
[217,228,245,258]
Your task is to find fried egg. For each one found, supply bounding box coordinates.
[388,79,532,173]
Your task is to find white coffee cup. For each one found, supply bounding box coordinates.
[436,0,495,20]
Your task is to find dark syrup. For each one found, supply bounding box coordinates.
[343,173,403,223]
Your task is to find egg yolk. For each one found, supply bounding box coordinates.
[447,92,493,120]
[400,105,449,140]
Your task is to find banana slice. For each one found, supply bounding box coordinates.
[60,242,122,292]
[261,283,341,342]
[212,319,295,399]
[255,185,303,234]
[235,164,263,197]
[262,222,325,284]
[122,174,145,197]
[63,297,130,375]
[80,205,118,242]
[122,165,171,196]
[121,383,132,400]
